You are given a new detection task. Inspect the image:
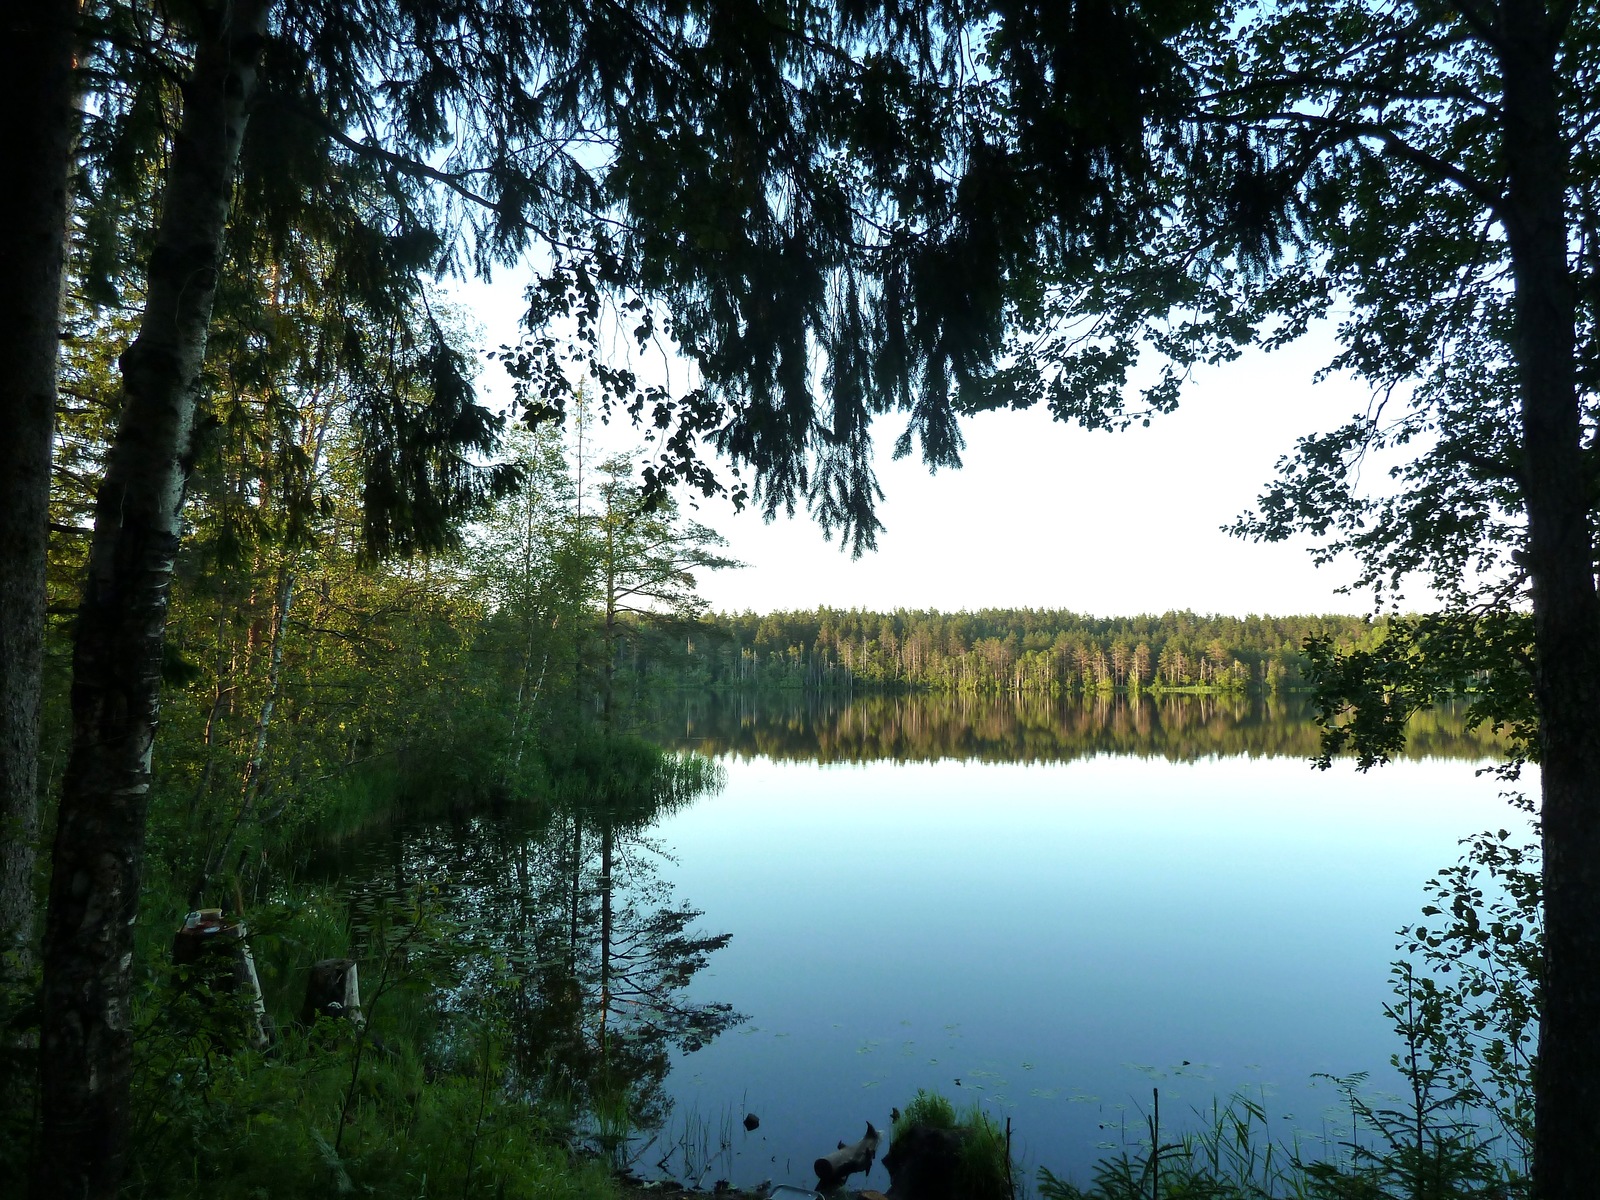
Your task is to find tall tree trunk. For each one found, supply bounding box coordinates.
[598,819,613,1061]
[0,0,79,995]
[35,4,270,1197]
[1500,8,1600,1200]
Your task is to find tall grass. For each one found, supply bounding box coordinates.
[1036,1083,1523,1200]
[118,888,623,1200]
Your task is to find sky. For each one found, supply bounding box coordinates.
[452,275,1390,619]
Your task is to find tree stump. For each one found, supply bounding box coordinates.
[882,1124,974,1200]
[301,957,363,1026]
[171,908,270,1050]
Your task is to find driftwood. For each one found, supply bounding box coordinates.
[301,957,363,1026]
[171,909,270,1050]
[814,1121,880,1189]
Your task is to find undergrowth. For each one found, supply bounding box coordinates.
[118,889,621,1200]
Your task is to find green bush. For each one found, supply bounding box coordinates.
[891,1089,1012,1200]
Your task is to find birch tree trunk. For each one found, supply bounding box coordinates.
[35,4,271,1196]
[0,0,79,992]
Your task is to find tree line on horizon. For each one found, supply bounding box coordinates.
[617,607,1383,695]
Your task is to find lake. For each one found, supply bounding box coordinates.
[311,692,1532,1193]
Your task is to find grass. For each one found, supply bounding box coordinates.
[891,1089,1013,1200]
[122,1029,621,1200]
[113,886,624,1200]
[1034,1084,1524,1200]
[1037,1091,1299,1200]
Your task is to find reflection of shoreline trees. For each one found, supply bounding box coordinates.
[307,774,739,1145]
[637,692,1505,766]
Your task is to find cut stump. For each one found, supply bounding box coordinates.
[172,908,270,1050]
[302,957,363,1026]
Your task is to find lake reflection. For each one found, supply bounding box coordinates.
[313,692,1528,1193]
[635,691,1528,1191]
[304,774,743,1152]
[634,689,1504,765]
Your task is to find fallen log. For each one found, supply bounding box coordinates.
[814,1121,880,1189]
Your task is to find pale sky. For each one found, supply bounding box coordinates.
[453,275,1389,618]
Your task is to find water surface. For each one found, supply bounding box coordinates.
[316,693,1530,1191]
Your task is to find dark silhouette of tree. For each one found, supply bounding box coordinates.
[0,0,78,1040]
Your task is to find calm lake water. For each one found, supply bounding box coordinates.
[313,692,1532,1193]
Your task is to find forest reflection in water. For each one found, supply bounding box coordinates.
[301,768,743,1162]
[307,693,1519,1191]
[635,688,1503,765]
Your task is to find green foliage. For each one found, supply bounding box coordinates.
[634,608,1380,697]
[29,168,739,1186]
[1038,1092,1298,1200]
[1035,826,1541,1200]
[121,982,621,1200]
[892,1089,1013,1200]
[894,1089,959,1135]
[1035,1082,1518,1200]
[1398,830,1542,1168]
[1310,891,1537,1196]
[1305,615,1537,774]
[958,1113,1013,1200]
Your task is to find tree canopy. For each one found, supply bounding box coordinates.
[12,2,1600,1198]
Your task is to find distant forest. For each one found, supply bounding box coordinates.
[623,608,1381,695]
